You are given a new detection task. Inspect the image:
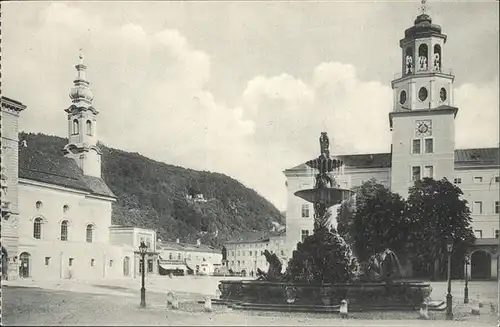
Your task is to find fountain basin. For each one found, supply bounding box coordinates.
[218,280,432,311]
[305,157,343,172]
[294,188,353,206]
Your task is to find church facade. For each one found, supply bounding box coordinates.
[1,55,158,281]
[284,9,499,279]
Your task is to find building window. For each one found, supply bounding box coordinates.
[474,230,483,239]
[496,230,499,239]
[412,139,421,154]
[86,224,94,243]
[423,166,434,179]
[60,220,69,241]
[169,253,173,260]
[412,166,421,181]
[72,119,79,135]
[473,201,483,214]
[495,176,500,183]
[33,218,43,239]
[90,259,95,267]
[63,205,69,213]
[249,251,252,256]
[231,251,235,257]
[35,201,43,210]
[301,230,310,243]
[86,120,93,136]
[177,253,181,260]
[495,201,499,214]
[147,259,153,272]
[45,257,51,266]
[454,178,462,184]
[301,204,310,218]
[109,260,113,267]
[424,138,433,153]
[474,176,483,183]
[69,258,74,266]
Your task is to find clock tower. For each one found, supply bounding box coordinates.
[389,1,458,198]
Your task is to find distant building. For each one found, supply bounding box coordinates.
[1,54,157,281]
[224,229,287,276]
[284,9,499,280]
[157,238,222,276]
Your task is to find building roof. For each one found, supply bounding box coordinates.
[19,143,115,198]
[225,228,286,244]
[158,241,221,254]
[1,96,27,112]
[285,147,499,172]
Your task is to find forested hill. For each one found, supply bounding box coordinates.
[20,132,285,246]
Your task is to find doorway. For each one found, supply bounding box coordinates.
[19,252,30,278]
[123,256,130,276]
[471,250,491,279]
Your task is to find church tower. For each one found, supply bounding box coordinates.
[389,1,458,197]
[62,52,102,178]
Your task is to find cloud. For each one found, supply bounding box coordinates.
[3,3,499,212]
[454,78,499,148]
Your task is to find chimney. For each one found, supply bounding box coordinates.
[176,238,180,244]
[196,239,201,246]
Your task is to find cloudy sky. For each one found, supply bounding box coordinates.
[3,1,499,211]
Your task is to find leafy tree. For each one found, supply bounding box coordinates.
[337,179,409,262]
[406,177,475,278]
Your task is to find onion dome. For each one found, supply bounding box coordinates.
[68,53,95,105]
[404,13,443,39]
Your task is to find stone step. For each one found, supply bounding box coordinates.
[232,302,341,313]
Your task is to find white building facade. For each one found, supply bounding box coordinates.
[284,10,499,279]
[2,55,157,281]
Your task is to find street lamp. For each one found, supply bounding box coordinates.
[446,239,454,320]
[139,241,148,308]
[464,253,470,304]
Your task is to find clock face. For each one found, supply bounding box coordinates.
[440,87,447,102]
[416,120,432,136]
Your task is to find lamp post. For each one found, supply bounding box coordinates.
[464,253,470,304]
[139,241,148,308]
[446,240,454,320]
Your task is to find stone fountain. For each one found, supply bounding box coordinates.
[217,133,435,313]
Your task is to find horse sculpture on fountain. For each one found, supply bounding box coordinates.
[256,250,283,281]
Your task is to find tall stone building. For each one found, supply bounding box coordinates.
[1,97,27,280]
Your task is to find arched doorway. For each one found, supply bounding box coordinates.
[19,252,31,278]
[123,256,130,276]
[1,246,8,280]
[471,250,491,279]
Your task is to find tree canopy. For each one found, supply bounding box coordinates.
[406,177,475,270]
[337,179,408,261]
[337,177,475,274]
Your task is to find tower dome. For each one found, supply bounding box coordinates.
[68,53,95,106]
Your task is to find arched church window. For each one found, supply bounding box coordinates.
[418,44,428,71]
[72,119,79,135]
[433,44,441,72]
[405,47,413,74]
[63,205,69,213]
[33,218,43,239]
[35,201,43,210]
[86,120,93,136]
[399,90,407,105]
[86,224,94,243]
[61,220,69,241]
